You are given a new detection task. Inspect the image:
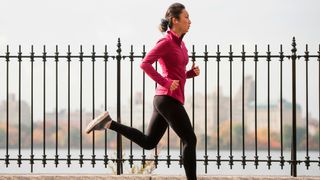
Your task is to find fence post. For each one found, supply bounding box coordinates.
[291,37,297,177]
[116,38,123,175]
[5,45,10,168]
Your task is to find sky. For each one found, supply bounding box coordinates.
[0,0,320,121]
[1,0,319,49]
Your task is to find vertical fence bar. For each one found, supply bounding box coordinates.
[291,37,297,177]
[142,44,146,168]
[5,45,9,168]
[305,44,310,169]
[116,38,123,174]
[54,45,59,168]
[91,45,96,167]
[42,45,47,168]
[30,46,34,168]
[30,45,35,172]
[79,45,83,167]
[254,45,259,169]
[67,45,71,167]
[216,45,221,169]
[318,44,320,169]
[191,44,196,169]
[279,45,285,169]
[30,45,34,169]
[304,44,310,169]
[142,45,146,167]
[154,58,159,169]
[191,45,195,130]
[241,45,246,169]
[129,45,134,168]
[18,45,22,168]
[204,45,208,173]
[267,45,272,169]
[104,45,109,168]
[229,45,234,169]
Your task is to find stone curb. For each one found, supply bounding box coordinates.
[0,175,319,180]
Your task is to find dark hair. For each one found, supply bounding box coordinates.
[159,3,185,32]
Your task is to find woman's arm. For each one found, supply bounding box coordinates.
[140,38,173,89]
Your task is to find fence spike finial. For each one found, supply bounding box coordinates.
[292,37,297,54]
[117,38,121,56]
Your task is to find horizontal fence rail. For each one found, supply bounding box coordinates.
[0,37,319,177]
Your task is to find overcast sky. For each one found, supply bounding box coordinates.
[1,0,320,49]
[1,0,320,121]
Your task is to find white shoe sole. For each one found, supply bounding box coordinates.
[85,111,109,134]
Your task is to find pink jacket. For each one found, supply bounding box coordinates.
[140,30,196,104]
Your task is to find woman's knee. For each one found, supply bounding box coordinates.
[141,137,158,150]
[143,142,157,150]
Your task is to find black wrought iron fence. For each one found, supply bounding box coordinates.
[0,37,319,177]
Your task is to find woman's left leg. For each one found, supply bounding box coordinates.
[153,96,197,180]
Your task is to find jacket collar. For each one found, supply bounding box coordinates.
[167,30,185,46]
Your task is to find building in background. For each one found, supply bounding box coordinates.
[185,75,304,134]
[0,94,30,127]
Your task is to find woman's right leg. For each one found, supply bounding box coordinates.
[108,103,168,150]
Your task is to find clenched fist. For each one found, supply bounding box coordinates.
[192,63,200,76]
[170,80,180,91]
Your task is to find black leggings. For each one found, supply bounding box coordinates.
[109,95,197,180]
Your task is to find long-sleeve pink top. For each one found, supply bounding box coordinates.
[140,30,196,104]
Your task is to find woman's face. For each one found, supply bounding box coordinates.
[173,9,191,34]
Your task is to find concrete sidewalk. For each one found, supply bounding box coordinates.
[0,175,319,180]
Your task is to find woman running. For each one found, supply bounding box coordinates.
[85,3,200,179]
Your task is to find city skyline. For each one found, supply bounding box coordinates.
[1,75,317,131]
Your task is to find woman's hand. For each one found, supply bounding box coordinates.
[192,63,200,76]
[170,80,180,91]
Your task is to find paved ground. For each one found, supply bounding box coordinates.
[0,175,319,180]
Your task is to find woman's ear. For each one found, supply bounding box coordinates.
[172,17,179,25]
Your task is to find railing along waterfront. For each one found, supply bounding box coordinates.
[0,37,319,177]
